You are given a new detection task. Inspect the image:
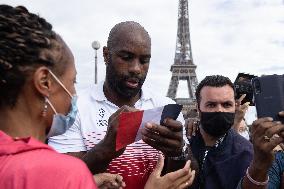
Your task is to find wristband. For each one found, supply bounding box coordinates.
[246,167,269,186]
[168,142,189,160]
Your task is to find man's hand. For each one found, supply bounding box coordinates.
[141,118,183,157]
[94,173,126,189]
[185,118,199,138]
[100,105,138,159]
[82,105,138,174]
[144,154,195,189]
[233,94,249,130]
[250,117,284,170]
[242,115,284,189]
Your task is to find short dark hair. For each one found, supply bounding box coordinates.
[0,5,63,108]
[195,75,235,106]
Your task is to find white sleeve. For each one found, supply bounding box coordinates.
[48,112,87,153]
[177,112,185,125]
[177,112,190,145]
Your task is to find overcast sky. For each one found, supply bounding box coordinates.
[3,0,284,123]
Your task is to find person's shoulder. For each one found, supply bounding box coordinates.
[77,84,97,99]
[25,150,90,177]
[77,83,103,107]
[17,150,95,188]
[231,129,253,153]
[231,129,251,145]
[24,149,88,171]
[5,147,87,174]
[49,153,92,175]
[275,151,284,159]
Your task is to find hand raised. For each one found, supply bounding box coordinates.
[235,94,249,122]
[94,173,126,189]
[144,154,195,189]
[185,118,199,138]
[251,117,284,169]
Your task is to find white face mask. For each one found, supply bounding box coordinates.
[46,70,78,138]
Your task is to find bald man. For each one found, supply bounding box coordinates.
[49,21,185,189]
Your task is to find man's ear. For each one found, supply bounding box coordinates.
[33,67,52,97]
[103,46,110,65]
[196,103,201,119]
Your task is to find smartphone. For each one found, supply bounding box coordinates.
[252,74,284,123]
[234,73,257,106]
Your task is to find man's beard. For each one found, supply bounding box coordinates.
[106,64,146,99]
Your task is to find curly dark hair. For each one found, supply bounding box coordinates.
[0,5,64,108]
[195,75,235,107]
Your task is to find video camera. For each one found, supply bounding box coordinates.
[234,73,257,106]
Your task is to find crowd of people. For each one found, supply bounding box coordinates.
[1,4,284,189]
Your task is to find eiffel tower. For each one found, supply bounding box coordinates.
[166,0,198,119]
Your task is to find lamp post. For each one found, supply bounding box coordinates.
[92,41,100,84]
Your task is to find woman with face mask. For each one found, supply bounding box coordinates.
[0,5,196,189]
[0,5,98,189]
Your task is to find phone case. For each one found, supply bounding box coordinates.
[252,74,284,123]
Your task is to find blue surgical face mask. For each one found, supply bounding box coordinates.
[46,70,78,138]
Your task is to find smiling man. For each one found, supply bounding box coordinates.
[188,75,253,189]
[48,21,185,189]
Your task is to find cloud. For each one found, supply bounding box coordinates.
[2,0,284,97]
[257,65,284,72]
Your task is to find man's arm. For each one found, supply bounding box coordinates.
[66,141,124,174]
[232,94,249,132]
[66,106,135,174]
[66,150,114,174]
[162,144,199,178]
[48,113,113,174]
[240,112,284,189]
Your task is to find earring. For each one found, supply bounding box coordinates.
[42,97,48,117]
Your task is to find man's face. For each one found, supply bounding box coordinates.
[198,85,236,113]
[104,32,151,99]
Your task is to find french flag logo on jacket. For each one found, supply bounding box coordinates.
[116,104,182,151]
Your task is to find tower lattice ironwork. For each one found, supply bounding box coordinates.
[166,0,198,118]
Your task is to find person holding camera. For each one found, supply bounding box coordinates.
[237,111,284,189]
[185,75,253,189]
